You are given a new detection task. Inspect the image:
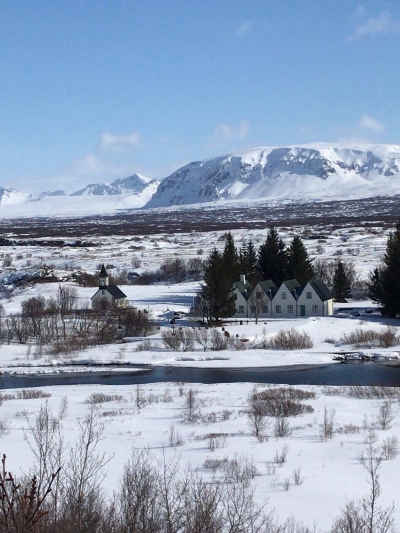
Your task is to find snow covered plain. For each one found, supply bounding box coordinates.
[1,222,400,530]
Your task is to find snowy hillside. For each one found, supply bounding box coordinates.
[0,187,31,205]
[2,143,400,217]
[146,143,400,208]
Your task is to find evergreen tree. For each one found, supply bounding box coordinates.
[239,239,258,284]
[222,232,240,285]
[257,227,287,285]
[287,236,316,286]
[201,248,236,322]
[368,220,400,317]
[332,260,352,302]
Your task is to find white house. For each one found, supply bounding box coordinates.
[272,279,302,318]
[297,279,334,317]
[91,264,127,309]
[232,276,333,319]
[232,274,254,318]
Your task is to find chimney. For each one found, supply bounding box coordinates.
[240,274,246,284]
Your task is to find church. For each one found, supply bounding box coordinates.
[91,264,127,308]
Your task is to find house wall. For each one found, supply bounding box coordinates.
[249,283,272,319]
[91,289,117,309]
[272,284,298,318]
[233,288,249,318]
[297,283,333,316]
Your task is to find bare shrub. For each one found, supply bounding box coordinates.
[269,329,313,350]
[282,478,290,491]
[253,387,315,418]
[375,400,395,431]
[86,393,123,404]
[222,454,259,483]
[209,329,229,351]
[15,389,51,400]
[274,444,289,466]
[381,436,399,460]
[265,462,276,475]
[342,327,399,348]
[0,420,9,437]
[195,433,228,451]
[203,457,227,474]
[134,384,147,411]
[292,467,303,486]
[320,406,335,440]
[346,386,400,400]
[168,424,184,447]
[274,416,291,438]
[194,327,210,352]
[182,388,201,422]
[247,390,270,441]
[161,329,182,351]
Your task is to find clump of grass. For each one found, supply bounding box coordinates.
[86,392,124,404]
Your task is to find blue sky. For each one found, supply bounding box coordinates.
[1,1,400,193]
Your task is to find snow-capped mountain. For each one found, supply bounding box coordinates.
[0,187,31,205]
[146,144,400,208]
[2,143,400,218]
[72,173,152,196]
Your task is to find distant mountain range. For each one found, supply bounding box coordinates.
[1,144,400,217]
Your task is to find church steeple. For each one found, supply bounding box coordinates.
[98,264,109,288]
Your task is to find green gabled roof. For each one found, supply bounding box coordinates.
[308,279,333,301]
[233,281,253,299]
[257,280,276,292]
[281,279,301,293]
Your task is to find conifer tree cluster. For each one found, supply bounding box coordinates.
[368,219,400,317]
[201,228,316,322]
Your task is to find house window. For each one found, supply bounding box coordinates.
[262,305,269,313]
[238,305,244,314]
[233,293,237,300]
[307,292,312,299]
[256,291,261,300]
[250,305,256,313]
[102,290,105,295]
[281,292,287,299]
[276,305,281,313]
[312,305,318,313]
[288,305,293,313]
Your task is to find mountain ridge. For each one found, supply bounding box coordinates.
[1,143,400,216]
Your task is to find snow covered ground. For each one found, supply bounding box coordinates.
[1,222,400,530]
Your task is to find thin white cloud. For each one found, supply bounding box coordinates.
[350,5,366,22]
[100,132,140,150]
[359,115,384,133]
[71,153,106,175]
[349,10,400,40]
[236,21,252,35]
[211,121,249,146]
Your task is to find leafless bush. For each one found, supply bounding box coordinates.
[269,328,313,350]
[381,436,399,460]
[168,424,184,447]
[135,339,158,351]
[265,462,276,475]
[0,420,9,437]
[134,384,147,411]
[292,467,303,486]
[131,256,141,268]
[320,406,335,440]
[222,454,259,483]
[195,433,228,451]
[282,478,290,491]
[86,393,123,404]
[15,389,51,400]
[342,327,399,348]
[376,401,395,430]
[161,329,182,351]
[346,386,400,400]
[252,387,315,418]
[274,416,291,438]
[274,444,289,466]
[209,328,229,351]
[336,424,361,435]
[182,388,201,422]
[203,457,227,474]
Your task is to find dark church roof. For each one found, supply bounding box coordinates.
[106,284,127,299]
[99,264,108,277]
